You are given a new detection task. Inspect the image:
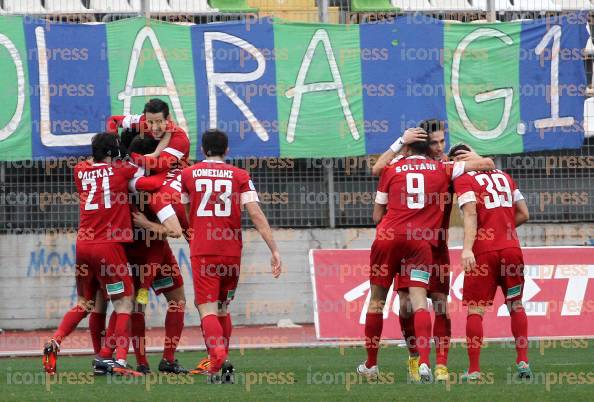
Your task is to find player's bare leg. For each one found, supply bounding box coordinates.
[158,287,188,374]
[43,296,94,374]
[430,291,451,381]
[398,291,420,382]
[196,300,227,382]
[462,304,484,381]
[507,300,531,379]
[408,286,433,383]
[357,284,387,379]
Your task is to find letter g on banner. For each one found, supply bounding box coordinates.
[452,28,514,140]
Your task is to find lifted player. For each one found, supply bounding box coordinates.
[181,129,282,383]
[107,98,189,173]
[451,143,531,381]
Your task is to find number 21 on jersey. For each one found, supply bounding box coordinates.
[82,177,111,211]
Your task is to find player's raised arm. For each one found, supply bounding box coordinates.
[245,202,282,278]
[372,164,390,223]
[371,128,427,176]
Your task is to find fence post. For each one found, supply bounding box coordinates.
[486,0,496,22]
[318,0,329,23]
[141,0,150,21]
[327,162,336,228]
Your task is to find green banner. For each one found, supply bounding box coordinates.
[444,22,523,155]
[275,22,365,158]
[0,16,31,161]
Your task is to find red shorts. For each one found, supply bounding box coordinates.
[76,241,133,300]
[191,255,240,305]
[428,245,450,295]
[126,240,184,295]
[463,247,525,307]
[369,235,432,290]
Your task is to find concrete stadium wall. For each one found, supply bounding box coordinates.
[0,224,592,330]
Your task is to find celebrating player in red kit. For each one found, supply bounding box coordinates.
[107,98,190,173]
[43,133,144,376]
[181,129,282,383]
[450,143,532,381]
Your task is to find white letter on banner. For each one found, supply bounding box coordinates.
[36,27,95,146]
[452,28,514,140]
[534,25,574,130]
[0,34,25,141]
[204,32,268,141]
[118,27,188,137]
[285,29,359,144]
[554,264,594,316]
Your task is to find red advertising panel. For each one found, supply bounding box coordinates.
[309,247,594,340]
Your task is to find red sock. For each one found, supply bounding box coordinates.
[364,312,383,368]
[114,313,131,362]
[201,314,226,372]
[466,313,483,373]
[88,312,106,355]
[510,307,529,364]
[413,309,432,366]
[53,305,88,344]
[433,313,451,366]
[131,312,148,366]
[218,314,232,354]
[163,310,184,362]
[398,314,418,356]
[99,311,117,359]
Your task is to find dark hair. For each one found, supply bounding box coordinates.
[128,135,159,155]
[92,133,120,162]
[144,98,169,118]
[447,143,472,159]
[201,129,228,157]
[419,119,445,135]
[408,137,429,155]
[119,128,139,157]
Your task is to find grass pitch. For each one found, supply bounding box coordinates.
[1,340,593,401]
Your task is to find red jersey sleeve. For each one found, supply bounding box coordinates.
[131,170,168,193]
[441,161,466,181]
[180,167,192,205]
[507,174,525,204]
[238,170,259,205]
[453,173,477,208]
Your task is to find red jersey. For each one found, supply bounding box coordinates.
[454,169,524,255]
[375,156,465,247]
[180,160,259,257]
[132,168,189,231]
[74,159,143,243]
